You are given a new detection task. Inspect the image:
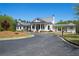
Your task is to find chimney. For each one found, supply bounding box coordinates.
[52,15,55,24]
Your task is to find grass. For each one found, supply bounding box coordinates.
[53,32,79,45]
[64,34,79,45]
[0,31,33,40]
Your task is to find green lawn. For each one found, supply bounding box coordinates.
[64,34,79,45]
[53,32,79,45]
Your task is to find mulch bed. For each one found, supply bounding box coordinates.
[0,31,27,38]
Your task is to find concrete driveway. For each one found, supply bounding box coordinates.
[0,32,79,56]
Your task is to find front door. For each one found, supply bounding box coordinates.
[36,24,40,31]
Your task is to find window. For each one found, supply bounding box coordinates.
[69,26,73,29]
[48,25,50,30]
[16,27,19,29]
[41,24,44,29]
[20,27,21,29]
[32,25,35,29]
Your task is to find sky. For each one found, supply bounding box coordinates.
[0,3,76,22]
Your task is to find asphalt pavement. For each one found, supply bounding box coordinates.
[0,32,79,56]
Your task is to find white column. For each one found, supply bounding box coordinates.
[34,24,36,32]
[21,27,23,30]
[45,24,48,31]
[31,25,32,31]
[35,24,36,31]
[39,24,41,32]
[40,24,41,30]
[19,27,21,30]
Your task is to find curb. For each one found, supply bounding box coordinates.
[0,35,35,41]
[58,36,79,48]
[56,35,79,48]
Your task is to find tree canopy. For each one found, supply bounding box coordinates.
[56,20,79,24]
[1,20,10,31]
[73,4,79,20]
[0,15,16,31]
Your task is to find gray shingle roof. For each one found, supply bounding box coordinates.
[32,17,54,23]
[16,22,31,27]
[16,17,54,27]
[42,17,53,23]
[54,23,76,26]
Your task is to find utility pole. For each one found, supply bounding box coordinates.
[61,26,64,37]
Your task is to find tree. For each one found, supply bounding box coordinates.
[1,20,10,31]
[74,4,79,19]
[74,4,79,34]
[0,15,16,31]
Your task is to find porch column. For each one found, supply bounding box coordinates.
[61,27,64,37]
[19,27,20,30]
[34,24,36,32]
[39,24,41,32]
[31,25,32,31]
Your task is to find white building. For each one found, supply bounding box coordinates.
[54,23,76,34]
[16,16,55,32]
[16,17,77,33]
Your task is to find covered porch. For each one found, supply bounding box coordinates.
[30,23,46,32]
[54,23,76,34]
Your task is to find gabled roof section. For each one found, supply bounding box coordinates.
[42,17,53,23]
[16,20,31,27]
[32,18,46,23]
[32,17,54,24]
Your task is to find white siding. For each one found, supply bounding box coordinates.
[44,24,49,31]
[67,26,76,33]
[16,26,24,31]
